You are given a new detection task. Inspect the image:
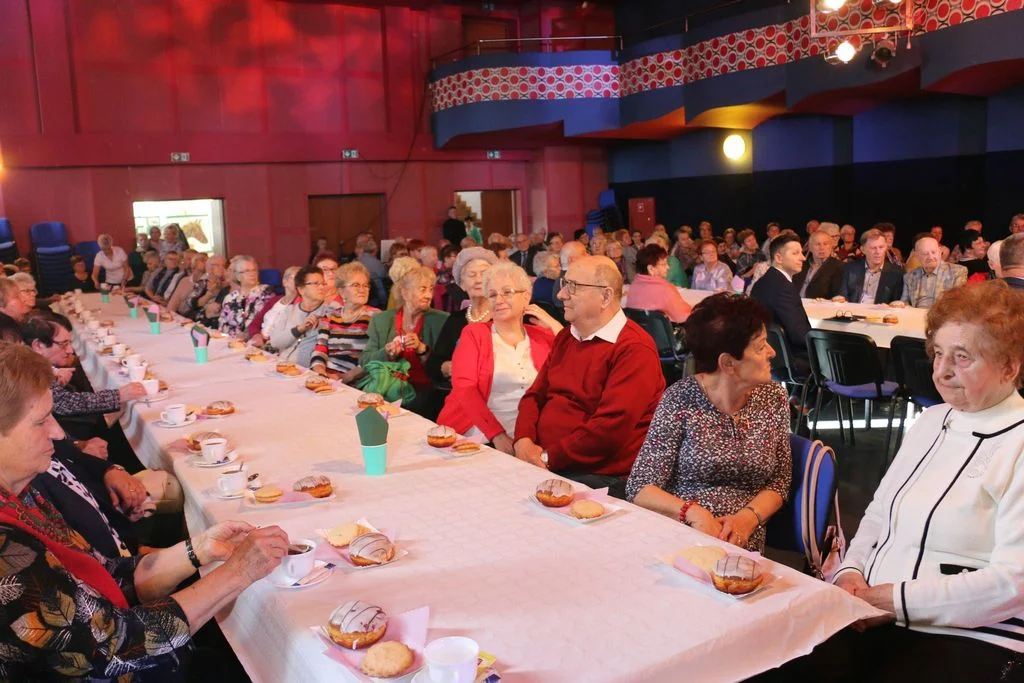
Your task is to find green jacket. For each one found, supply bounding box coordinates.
[360,308,450,366]
[667,255,689,288]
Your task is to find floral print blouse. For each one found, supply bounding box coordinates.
[0,518,191,679]
[218,284,275,337]
[625,376,792,552]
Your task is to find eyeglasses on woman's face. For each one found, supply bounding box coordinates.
[486,287,527,301]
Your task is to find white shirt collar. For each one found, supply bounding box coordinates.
[571,309,628,343]
[773,265,794,283]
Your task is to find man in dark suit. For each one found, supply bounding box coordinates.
[442,206,466,246]
[509,232,539,275]
[794,231,844,299]
[837,228,904,304]
[1001,234,1024,290]
[751,233,811,376]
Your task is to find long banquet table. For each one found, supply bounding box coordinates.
[65,293,883,683]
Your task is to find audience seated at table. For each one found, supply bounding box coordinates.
[879,222,903,267]
[0,343,289,681]
[426,247,497,385]
[750,234,811,376]
[313,253,343,306]
[836,224,862,262]
[355,234,388,309]
[144,250,185,305]
[626,293,790,552]
[604,240,630,284]
[836,228,905,304]
[900,235,968,308]
[613,228,638,282]
[264,266,336,366]
[92,233,133,290]
[70,255,97,293]
[166,252,208,316]
[219,255,276,338]
[438,262,559,453]
[0,279,32,323]
[387,257,421,310]
[128,248,160,294]
[186,255,230,327]
[249,266,298,347]
[956,228,992,278]
[362,266,449,418]
[692,240,734,292]
[514,255,665,497]
[734,228,768,282]
[647,234,689,288]
[9,273,43,312]
[531,251,561,305]
[625,244,693,323]
[767,280,1024,682]
[311,262,381,383]
[794,230,844,299]
[1001,234,1024,290]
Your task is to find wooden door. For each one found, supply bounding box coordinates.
[629,197,655,232]
[308,194,385,257]
[462,16,514,54]
[480,190,514,240]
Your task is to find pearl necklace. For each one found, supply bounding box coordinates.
[465,305,490,323]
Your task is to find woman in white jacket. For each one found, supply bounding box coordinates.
[265,266,334,366]
[765,279,1024,681]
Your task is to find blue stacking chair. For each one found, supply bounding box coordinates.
[30,221,70,251]
[0,218,18,263]
[765,435,841,579]
[30,222,73,296]
[258,268,283,293]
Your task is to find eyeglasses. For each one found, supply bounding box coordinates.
[486,287,527,301]
[53,338,73,349]
[557,278,609,296]
[301,280,325,288]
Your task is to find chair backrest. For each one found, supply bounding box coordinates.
[767,323,801,384]
[889,335,943,406]
[623,307,679,360]
[0,218,13,243]
[73,241,101,271]
[806,329,884,388]
[766,435,839,573]
[258,268,283,291]
[29,222,69,248]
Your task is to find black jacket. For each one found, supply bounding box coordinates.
[838,260,904,304]
[750,267,812,351]
[509,247,539,275]
[793,257,844,299]
[442,218,467,246]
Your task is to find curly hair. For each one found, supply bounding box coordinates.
[684,293,771,374]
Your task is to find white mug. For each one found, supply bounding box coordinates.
[141,378,160,397]
[217,469,247,496]
[74,288,83,295]
[200,437,228,463]
[161,403,188,425]
[121,354,144,368]
[94,326,110,338]
[128,365,147,382]
[111,343,127,358]
[102,334,117,346]
[424,637,479,683]
[272,539,317,583]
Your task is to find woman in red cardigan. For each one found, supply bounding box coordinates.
[438,262,561,454]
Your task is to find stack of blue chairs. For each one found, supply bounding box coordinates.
[30,222,73,296]
[0,218,18,264]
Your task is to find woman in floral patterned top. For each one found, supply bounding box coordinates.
[0,344,289,680]
[218,255,275,337]
[625,293,791,552]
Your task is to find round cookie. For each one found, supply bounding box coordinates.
[360,640,414,678]
[570,499,605,519]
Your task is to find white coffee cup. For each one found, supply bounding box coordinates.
[200,437,228,463]
[87,320,100,331]
[95,326,110,338]
[217,468,247,496]
[272,539,317,584]
[74,288,83,295]
[424,637,479,683]
[161,403,188,426]
[142,378,160,397]
[121,354,143,368]
[111,343,127,358]
[128,365,147,382]
[103,334,117,346]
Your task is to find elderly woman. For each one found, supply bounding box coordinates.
[9,273,39,311]
[426,247,497,383]
[0,343,288,680]
[625,244,692,323]
[362,266,449,416]
[218,255,275,337]
[722,227,741,260]
[691,239,734,292]
[387,256,422,310]
[836,224,862,262]
[248,265,299,347]
[625,293,790,552]
[734,228,767,280]
[264,266,333,365]
[438,262,559,454]
[127,249,160,293]
[770,281,1024,681]
[91,234,132,290]
[649,234,688,287]
[531,251,561,305]
[69,256,96,293]
[166,252,208,316]
[311,261,381,382]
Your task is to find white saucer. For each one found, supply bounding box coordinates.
[268,560,334,589]
[143,390,169,404]
[189,450,239,468]
[213,488,245,500]
[155,414,198,429]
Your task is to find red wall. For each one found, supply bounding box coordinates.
[0,0,607,267]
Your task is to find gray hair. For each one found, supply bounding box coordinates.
[533,251,558,279]
[453,247,497,285]
[483,261,531,294]
[9,273,35,289]
[388,256,420,284]
[97,233,113,248]
[232,255,258,278]
[397,266,437,297]
[337,261,370,289]
[560,241,586,269]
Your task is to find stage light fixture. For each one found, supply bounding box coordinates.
[871,39,896,67]
[723,134,746,160]
[816,0,848,13]
[824,40,857,65]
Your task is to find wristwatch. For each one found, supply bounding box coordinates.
[540,451,549,465]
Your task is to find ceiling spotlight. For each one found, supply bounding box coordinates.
[723,134,746,161]
[871,39,896,67]
[825,40,858,65]
[816,0,848,13]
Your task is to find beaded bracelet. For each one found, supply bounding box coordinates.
[184,538,202,569]
[678,500,696,526]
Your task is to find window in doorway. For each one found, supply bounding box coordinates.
[133,199,226,256]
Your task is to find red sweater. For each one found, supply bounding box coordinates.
[514,319,665,477]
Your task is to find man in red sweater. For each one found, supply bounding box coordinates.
[514,255,665,496]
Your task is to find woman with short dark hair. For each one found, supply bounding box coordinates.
[625,293,790,551]
[624,244,692,323]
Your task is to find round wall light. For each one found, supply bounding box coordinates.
[723,134,746,160]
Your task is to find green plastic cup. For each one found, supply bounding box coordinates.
[194,347,208,364]
[101,292,110,303]
[361,444,387,476]
[149,321,161,335]
[129,308,138,319]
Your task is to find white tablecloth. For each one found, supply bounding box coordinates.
[65,294,883,683]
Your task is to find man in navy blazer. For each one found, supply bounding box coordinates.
[751,233,811,376]
[837,228,904,304]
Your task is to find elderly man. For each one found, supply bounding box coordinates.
[143,250,183,304]
[751,234,811,375]
[837,228,904,304]
[1010,213,1024,235]
[355,234,388,308]
[794,230,844,299]
[509,232,538,275]
[553,240,588,308]
[898,235,968,308]
[1000,234,1024,289]
[0,278,31,322]
[514,255,664,496]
